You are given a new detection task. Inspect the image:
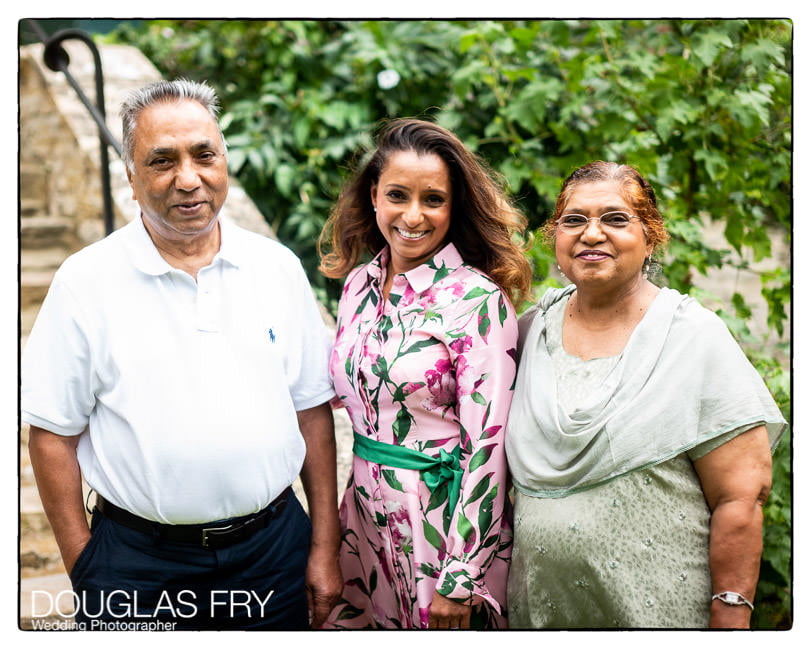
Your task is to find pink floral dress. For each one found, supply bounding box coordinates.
[324,244,516,629]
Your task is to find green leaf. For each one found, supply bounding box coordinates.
[457,510,475,542]
[694,149,727,182]
[226,148,246,174]
[403,339,439,356]
[468,444,497,472]
[731,292,752,320]
[381,469,405,492]
[425,480,450,514]
[732,88,773,129]
[459,30,480,54]
[274,163,296,197]
[464,473,493,506]
[693,29,733,67]
[336,602,367,620]
[391,381,424,402]
[478,301,491,339]
[741,36,786,69]
[392,407,412,443]
[498,295,508,326]
[293,119,311,149]
[422,519,444,550]
[477,485,497,535]
[723,213,745,252]
[462,287,489,300]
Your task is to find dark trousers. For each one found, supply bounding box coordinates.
[69,493,312,630]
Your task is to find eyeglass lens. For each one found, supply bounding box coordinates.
[558,211,635,229]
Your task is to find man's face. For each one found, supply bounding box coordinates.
[126,99,228,242]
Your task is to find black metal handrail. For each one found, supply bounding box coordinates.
[24,19,120,236]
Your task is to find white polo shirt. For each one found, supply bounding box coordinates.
[22,216,334,524]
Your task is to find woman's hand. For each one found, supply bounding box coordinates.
[427,591,472,629]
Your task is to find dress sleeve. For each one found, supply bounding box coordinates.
[434,284,517,609]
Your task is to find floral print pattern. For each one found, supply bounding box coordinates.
[324,244,516,629]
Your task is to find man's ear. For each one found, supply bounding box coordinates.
[126,167,137,201]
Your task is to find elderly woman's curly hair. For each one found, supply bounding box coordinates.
[318,118,533,307]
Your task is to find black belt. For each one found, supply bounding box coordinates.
[95,487,291,550]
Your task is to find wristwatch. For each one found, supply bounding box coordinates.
[712,591,754,610]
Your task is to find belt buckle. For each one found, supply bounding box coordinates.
[201,523,236,548]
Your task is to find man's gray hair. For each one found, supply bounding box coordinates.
[120,78,224,172]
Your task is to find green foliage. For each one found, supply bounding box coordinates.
[106,19,792,627]
[753,360,791,629]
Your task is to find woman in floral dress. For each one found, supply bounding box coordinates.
[318,119,532,629]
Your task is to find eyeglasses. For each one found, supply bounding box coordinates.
[556,211,641,233]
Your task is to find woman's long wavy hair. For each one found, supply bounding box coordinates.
[318,118,532,306]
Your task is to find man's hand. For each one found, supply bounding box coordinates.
[306,545,343,628]
[60,533,92,577]
[296,402,342,627]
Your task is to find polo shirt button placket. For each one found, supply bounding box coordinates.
[196,273,220,333]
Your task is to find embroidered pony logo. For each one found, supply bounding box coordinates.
[267,328,276,343]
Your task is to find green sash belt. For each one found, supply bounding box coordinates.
[353,432,463,517]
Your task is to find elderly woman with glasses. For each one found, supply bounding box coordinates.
[505,161,786,629]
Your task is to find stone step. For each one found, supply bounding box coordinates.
[20,216,77,249]
[20,511,62,577]
[20,460,36,492]
[20,197,48,218]
[21,246,68,272]
[19,163,49,218]
[20,270,54,312]
[20,573,75,630]
[19,162,48,197]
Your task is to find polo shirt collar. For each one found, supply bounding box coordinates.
[124,215,241,276]
[367,243,464,294]
[213,217,242,269]
[124,216,172,276]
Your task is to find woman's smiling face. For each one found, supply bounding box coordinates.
[371,150,452,276]
[555,180,653,291]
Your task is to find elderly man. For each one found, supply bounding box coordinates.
[22,79,341,630]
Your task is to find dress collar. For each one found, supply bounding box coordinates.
[366,243,464,294]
